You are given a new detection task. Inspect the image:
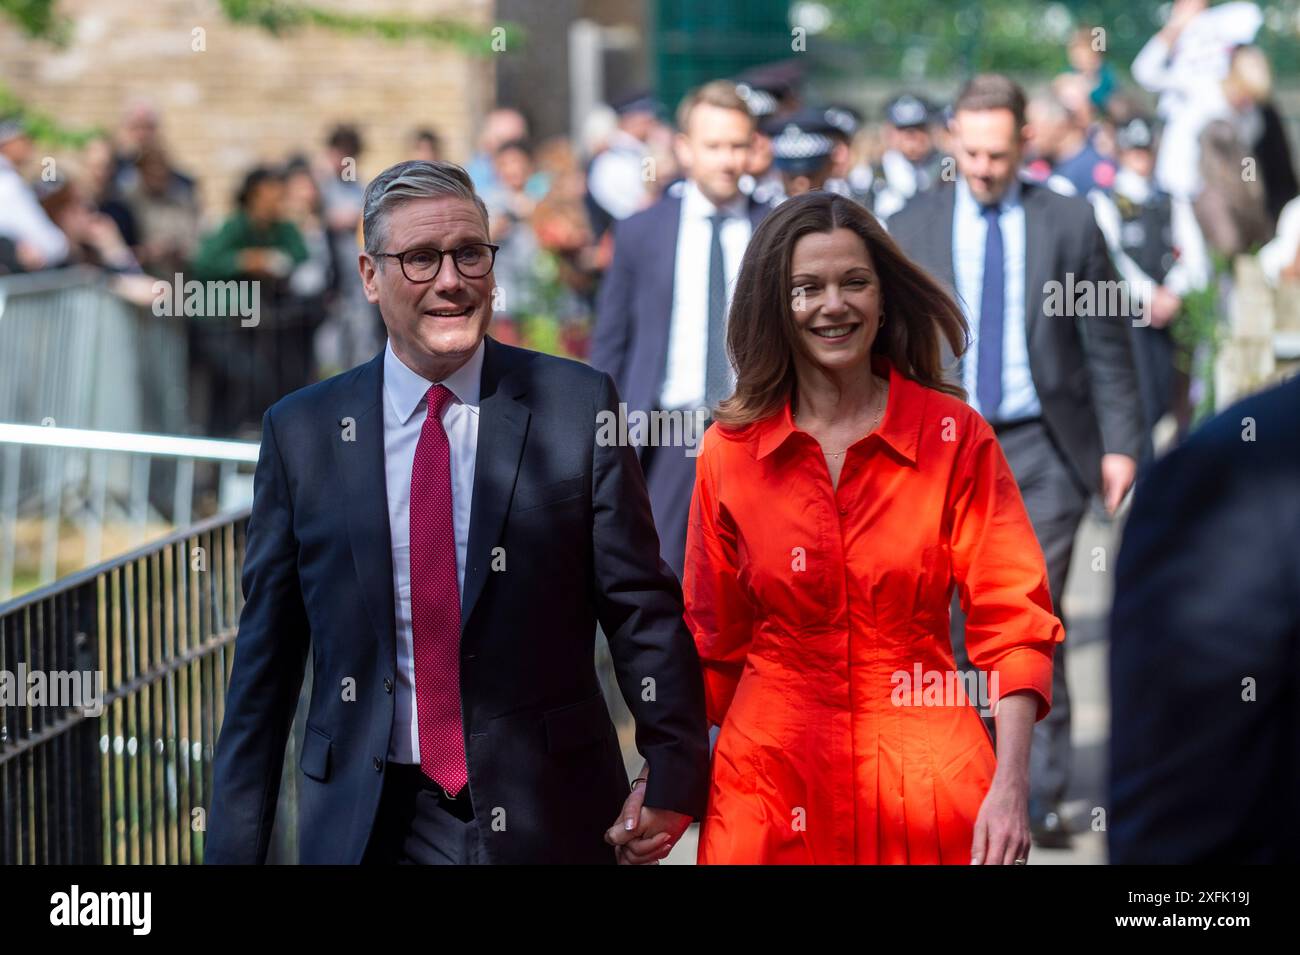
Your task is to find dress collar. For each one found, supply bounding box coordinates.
[754,354,925,465]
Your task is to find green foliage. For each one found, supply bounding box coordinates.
[0,0,522,54]
[0,0,70,43]
[217,0,523,55]
[816,0,1300,78]
[0,79,103,147]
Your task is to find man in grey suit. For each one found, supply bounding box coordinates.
[890,75,1141,848]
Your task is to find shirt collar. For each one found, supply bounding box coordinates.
[384,336,485,425]
[957,174,1022,215]
[683,178,748,222]
[754,354,925,465]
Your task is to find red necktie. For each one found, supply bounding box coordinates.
[409,383,467,795]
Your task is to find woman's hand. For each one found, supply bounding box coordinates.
[971,772,1031,864]
[971,690,1037,864]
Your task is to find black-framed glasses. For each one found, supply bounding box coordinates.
[374,243,499,282]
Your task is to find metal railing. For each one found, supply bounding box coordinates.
[0,424,259,600]
[0,508,312,864]
[0,267,189,435]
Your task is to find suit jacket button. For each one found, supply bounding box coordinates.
[373,756,383,772]
[383,678,393,693]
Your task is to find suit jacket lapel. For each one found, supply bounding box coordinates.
[1022,182,1048,348]
[461,336,530,632]
[331,351,397,659]
[932,185,960,378]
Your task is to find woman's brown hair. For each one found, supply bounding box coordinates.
[714,190,969,428]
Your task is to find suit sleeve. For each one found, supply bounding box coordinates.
[682,429,756,728]
[590,372,710,818]
[949,417,1063,722]
[204,409,310,864]
[1078,210,1144,461]
[1109,425,1295,862]
[589,218,636,390]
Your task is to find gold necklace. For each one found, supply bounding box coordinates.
[796,382,888,458]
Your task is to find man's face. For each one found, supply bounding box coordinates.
[891,125,934,164]
[0,133,34,167]
[360,196,494,377]
[951,108,1024,205]
[494,148,531,191]
[676,103,753,205]
[1120,147,1154,179]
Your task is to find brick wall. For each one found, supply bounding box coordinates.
[0,0,498,218]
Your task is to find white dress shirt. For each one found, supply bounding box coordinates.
[952,175,1040,422]
[659,180,752,411]
[0,155,70,263]
[382,337,483,764]
[588,129,651,221]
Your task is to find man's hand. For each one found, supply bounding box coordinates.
[603,764,692,864]
[1150,286,1182,329]
[1101,452,1137,514]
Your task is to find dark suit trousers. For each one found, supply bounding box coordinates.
[640,428,700,583]
[950,419,1087,814]
[362,763,485,865]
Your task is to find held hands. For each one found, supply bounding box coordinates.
[603,764,692,865]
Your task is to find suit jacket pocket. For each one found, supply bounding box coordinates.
[543,691,613,755]
[513,474,586,513]
[301,724,332,781]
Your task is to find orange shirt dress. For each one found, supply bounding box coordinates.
[684,356,1064,864]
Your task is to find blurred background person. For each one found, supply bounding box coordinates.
[190,165,308,438]
[409,127,444,163]
[1131,0,1263,290]
[111,99,197,201]
[1191,45,1284,260]
[483,137,542,337]
[1065,24,1117,116]
[587,90,662,223]
[768,109,837,201]
[736,80,783,205]
[1024,89,1115,198]
[1090,116,1192,459]
[37,174,141,275]
[890,74,1141,850]
[466,106,528,194]
[281,156,334,391]
[0,115,70,270]
[123,144,202,279]
[591,80,767,580]
[79,135,139,253]
[313,123,380,375]
[870,93,946,219]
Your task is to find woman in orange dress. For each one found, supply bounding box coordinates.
[685,191,1063,865]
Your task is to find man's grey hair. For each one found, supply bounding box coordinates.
[362,159,490,258]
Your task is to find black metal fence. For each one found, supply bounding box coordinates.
[0,509,292,864]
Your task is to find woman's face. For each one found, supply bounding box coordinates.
[788,227,881,375]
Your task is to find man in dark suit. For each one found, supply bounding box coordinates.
[591,80,771,581]
[205,159,710,865]
[890,74,1142,848]
[1109,374,1300,863]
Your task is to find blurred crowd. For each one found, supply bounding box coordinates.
[0,0,1294,442]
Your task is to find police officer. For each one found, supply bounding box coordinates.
[871,93,947,219]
